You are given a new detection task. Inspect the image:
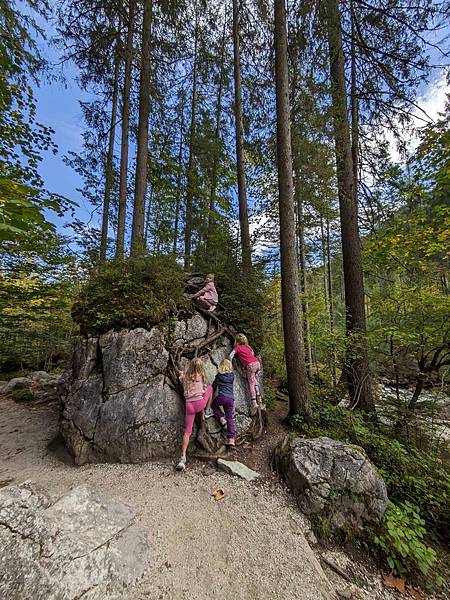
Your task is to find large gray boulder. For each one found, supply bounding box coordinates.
[274,436,388,532]
[61,313,263,464]
[0,481,150,600]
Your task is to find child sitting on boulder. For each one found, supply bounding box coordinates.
[206,359,236,446]
[230,333,260,416]
[189,273,218,312]
[176,358,213,471]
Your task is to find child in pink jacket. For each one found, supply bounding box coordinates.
[190,273,218,312]
[230,333,261,416]
[176,358,213,471]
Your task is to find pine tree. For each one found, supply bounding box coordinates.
[131,0,153,256]
[323,0,374,411]
[274,0,311,420]
[232,0,252,271]
[116,0,136,258]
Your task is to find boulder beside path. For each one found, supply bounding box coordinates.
[274,436,388,532]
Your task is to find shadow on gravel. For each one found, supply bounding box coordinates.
[47,433,73,465]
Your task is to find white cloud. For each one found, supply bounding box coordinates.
[387,69,449,162]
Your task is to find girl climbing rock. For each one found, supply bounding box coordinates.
[176,358,213,471]
[230,334,261,416]
[189,273,218,312]
[207,359,236,446]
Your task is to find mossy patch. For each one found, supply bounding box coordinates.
[72,256,189,335]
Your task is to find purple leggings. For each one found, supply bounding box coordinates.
[212,394,236,439]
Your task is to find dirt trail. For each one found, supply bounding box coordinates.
[0,395,336,600]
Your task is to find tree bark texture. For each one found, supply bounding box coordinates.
[326,217,337,385]
[131,0,152,256]
[207,13,227,249]
[183,9,199,270]
[294,170,313,377]
[350,0,359,195]
[232,0,252,271]
[324,0,374,411]
[274,0,311,421]
[100,37,120,261]
[116,0,135,258]
[173,98,185,256]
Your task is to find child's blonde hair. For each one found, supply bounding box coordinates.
[218,359,233,374]
[235,333,248,345]
[185,358,206,385]
[206,273,215,281]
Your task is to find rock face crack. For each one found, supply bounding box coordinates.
[0,483,151,600]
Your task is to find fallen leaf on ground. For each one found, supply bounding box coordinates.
[211,488,225,501]
[383,573,406,594]
[407,586,425,600]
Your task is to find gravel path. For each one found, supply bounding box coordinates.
[0,395,336,600]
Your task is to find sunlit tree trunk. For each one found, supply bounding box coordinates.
[274,0,311,420]
[100,37,120,261]
[131,0,152,256]
[207,14,227,251]
[183,8,199,270]
[326,217,337,385]
[116,0,135,258]
[232,0,252,271]
[173,98,185,256]
[323,0,374,411]
[294,171,313,377]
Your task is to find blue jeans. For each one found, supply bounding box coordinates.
[212,394,236,439]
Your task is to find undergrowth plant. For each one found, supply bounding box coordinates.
[291,392,450,581]
[371,501,437,578]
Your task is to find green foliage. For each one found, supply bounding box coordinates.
[291,394,450,578]
[371,502,437,578]
[0,0,75,241]
[219,266,267,353]
[9,381,34,403]
[72,255,188,334]
[365,206,450,276]
[260,278,287,384]
[0,226,76,372]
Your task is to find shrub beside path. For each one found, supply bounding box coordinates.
[0,394,336,600]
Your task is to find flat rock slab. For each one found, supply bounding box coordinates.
[217,458,260,481]
[0,481,151,600]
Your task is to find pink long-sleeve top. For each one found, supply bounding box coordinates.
[179,371,206,402]
[233,344,258,368]
[194,281,218,304]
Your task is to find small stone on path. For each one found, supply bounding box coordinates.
[217,458,260,481]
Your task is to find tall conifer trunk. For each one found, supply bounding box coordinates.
[183,9,199,270]
[100,37,120,261]
[116,0,135,258]
[131,0,152,256]
[232,0,252,271]
[350,0,359,194]
[326,217,337,385]
[323,0,374,411]
[207,14,227,250]
[173,98,184,256]
[294,169,313,377]
[274,0,311,420]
